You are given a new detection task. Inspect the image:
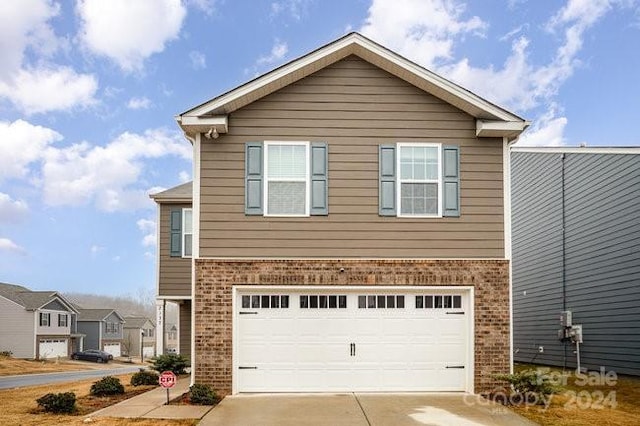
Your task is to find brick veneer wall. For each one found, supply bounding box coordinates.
[194,259,510,394]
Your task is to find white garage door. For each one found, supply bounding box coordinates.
[39,339,68,359]
[103,343,121,357]
[235,288,471,393]
[143,346,155,358]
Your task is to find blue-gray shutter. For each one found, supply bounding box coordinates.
[379,145,396,216]
[442,145,460,217]
[170,209,182,257]
[245,142,263,215]
[310,142,328,215]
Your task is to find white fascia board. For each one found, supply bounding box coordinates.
[476,120,530,138]
[177,115,228,136]
[511,146,640,154]
[180,33,525,124]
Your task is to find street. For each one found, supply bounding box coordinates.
[0,364,145,389]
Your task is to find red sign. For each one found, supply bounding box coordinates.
[159,370,177,389]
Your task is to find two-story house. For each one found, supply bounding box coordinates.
[0,282,81,359]
[76,308,125,357]
[154,33,528,395]
[122,316,156,358]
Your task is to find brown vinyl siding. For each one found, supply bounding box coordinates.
[179,300,191,361]
[159,203,192,296]
[199,56,504,258]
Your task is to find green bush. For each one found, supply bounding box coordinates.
[189,383,218,405]
[131,369,159,386]
[150,354,189,375]
[90,376,125,396]
[0,350,12,358]
[36,392,76,413]
[495,369,558,404]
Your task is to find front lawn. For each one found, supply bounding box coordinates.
[0,372,196,426]
[0,355,97,376]
[509,364,640,426]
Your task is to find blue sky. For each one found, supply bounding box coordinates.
[1,0,639,296]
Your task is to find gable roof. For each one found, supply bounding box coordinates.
[0,282,78,312]
[150,181,192,202]
[77,308,125,323]
[123,316,155,329]
[176,32,528,140]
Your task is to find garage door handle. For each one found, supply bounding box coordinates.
[446,365,465,369]
[350,343,356,356]
[239,312,258,315]
[446,312,465,315]
[239,366,258,369]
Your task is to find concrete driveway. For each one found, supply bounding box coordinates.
[199,393,538,426]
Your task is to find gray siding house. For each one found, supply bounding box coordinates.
[511,147,640,375]
[0,283,81,359]
[122,316,156,358]
[76,309,125,357]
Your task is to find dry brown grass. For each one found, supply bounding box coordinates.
[0,372,196,426]
[509,364,640,426]
[0,355,102,376]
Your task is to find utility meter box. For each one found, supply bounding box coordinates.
[560,311,572,327]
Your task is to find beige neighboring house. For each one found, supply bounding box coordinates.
[122,316,156,358]
[0,282,81,359]
[76,308,125,357]
[153,33,528,395]
[165,323,178,353]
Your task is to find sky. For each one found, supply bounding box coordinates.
[1,0,639,297]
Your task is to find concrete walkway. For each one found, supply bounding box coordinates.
[88,378,213,420]
[199,393,539,426]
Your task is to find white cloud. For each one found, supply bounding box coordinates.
[76,0,187,72]
[137,218,156,247]
[187,0,216,16]
[0,238,26,255]
[0,119,62,182]
[0,1,98,114]
[90,244,103,256]
[0,66,98,114]
[270,0,312,20]
[189,50,207,70]
[360,0,487,68]
[517,105,568,147]
[178,171,191,183]
[257,41,288,65]
[41,128,192,211]
[127,96,152,110]
[0,193,29,223]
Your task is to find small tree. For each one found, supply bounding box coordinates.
[90,376,125,396]
[150,354,189,375]
[131,369,160,386]
[189,384,218,405]
[36,392,76,413]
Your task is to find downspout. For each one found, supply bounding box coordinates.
[561,153,567,369]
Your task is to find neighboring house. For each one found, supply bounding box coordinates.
[76,309,126,357]
[122,316,156,358]
[165,323,178,353]
[0,282,81,359]
[153,33,528,395]
[511,147,640,376]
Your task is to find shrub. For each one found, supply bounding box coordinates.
[150,354,189,375]
[495,369,558,404]
[90,376,125,396]
[36,392,76,413]
[131,369,159,386]
[0,350,12,358]
[189,383,218,405]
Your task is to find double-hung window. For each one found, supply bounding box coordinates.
[182,208,193,257]
[245,141,328,216]
[58,314,68,327]
[169,207,192,258]
[379,143,460,218]
[39,312,50,327]
[265,142,309,216]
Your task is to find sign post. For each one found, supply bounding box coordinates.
[159,370,177,405]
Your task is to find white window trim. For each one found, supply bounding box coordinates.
[263,141,311,217]
[182,207,193,258]
[58,313,68,327]
[396,142,443,218]
[39,312,50,327]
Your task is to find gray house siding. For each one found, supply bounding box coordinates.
[77,321,100,350]
[0,296,35,358]
[512,151,640,375]
[102,312,124,340]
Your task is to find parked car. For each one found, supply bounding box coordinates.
[71,349,113,363]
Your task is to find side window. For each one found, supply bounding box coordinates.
[182,208,193,257]
[357,295,405,309]
[241,295,290,309]
[379,144,460,218]
[39,312,50,327]
[58,314,68,327]
[245,142,328,216]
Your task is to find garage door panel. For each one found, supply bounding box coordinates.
[236,289,470,392]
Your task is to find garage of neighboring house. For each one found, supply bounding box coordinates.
[234,287,473,393]
[38,339,68,359]
[103,342,121,357]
